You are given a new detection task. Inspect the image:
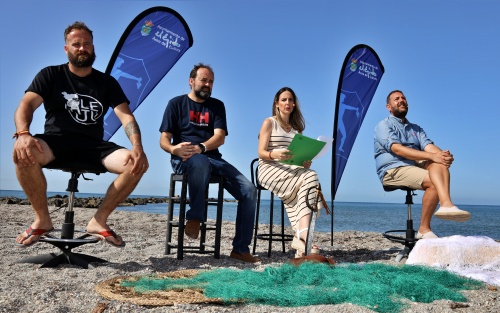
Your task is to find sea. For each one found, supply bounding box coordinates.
[1,190,499,239]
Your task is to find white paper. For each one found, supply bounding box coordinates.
[313,135,334,159]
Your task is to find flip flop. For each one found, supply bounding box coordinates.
[86,229,126,248]
[15,226,54,248]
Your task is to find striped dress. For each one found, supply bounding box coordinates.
[258,117,324,231]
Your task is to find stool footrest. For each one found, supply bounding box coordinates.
[256,234,294,241]
[168,243,215,249]
[383,230,418,245]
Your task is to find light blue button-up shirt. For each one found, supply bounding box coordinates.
[374,115,433,181]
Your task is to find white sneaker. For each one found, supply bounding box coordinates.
[434,206,471,222]
[416,231,439,239]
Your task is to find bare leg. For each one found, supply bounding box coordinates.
[292,214,311,257]
[85,149,143,245]
[15,140,55,245]
[424,161,470,222]
[418,175,439,234]
[425,162,453,207]
[297,214,311,237]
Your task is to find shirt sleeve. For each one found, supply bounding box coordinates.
[413,125,434,150]
[107,75,129,109]
[374,119,398,152]
[159,98,177,134]
[213,100,228,136]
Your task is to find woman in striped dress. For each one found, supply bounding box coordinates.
[257,87,325,258]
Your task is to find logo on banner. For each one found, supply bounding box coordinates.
[153,25,185,52]
[349,58,358,72]
[62,91,103,125]
[141,20,154,36]
[357,60,379,81]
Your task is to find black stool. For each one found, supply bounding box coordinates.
[165,173,224,260]
[17,162,108,269]
[382,186,419,262]
[250,158,293,257]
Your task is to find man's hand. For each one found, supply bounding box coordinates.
[432,150,454,168]
[12,135,43,167]
[124,146,148,175]
[172,142,196,162]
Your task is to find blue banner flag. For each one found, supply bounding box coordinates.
[103,7,193,140]
[331,44,384,199]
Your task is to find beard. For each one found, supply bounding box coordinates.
[194,87,211,100]
[392,107,408,119]
[68,50,96,68]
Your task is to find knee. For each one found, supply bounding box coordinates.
[186,155,211,174]
[243,181,257,201]
[421,179,436,191]
[305,169,320,182]
[122,168,144,183]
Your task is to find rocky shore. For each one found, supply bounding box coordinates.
[0,195,235,209]
[1,203,498,313]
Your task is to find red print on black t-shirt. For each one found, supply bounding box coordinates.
[189,110,209,126]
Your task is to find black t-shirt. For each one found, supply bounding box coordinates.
[26,63,129,140]
[159,94,227,158]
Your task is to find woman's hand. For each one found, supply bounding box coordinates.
[272,148,293,161]
[302,160,312,169]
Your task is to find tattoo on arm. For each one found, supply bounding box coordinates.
[124,121,141,138]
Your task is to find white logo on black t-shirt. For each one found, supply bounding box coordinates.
[62,91,104,125]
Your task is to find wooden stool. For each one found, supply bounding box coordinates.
[250,158,293,257]
[165,173,224,260]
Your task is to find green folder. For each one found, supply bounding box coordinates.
[280,134,327,166]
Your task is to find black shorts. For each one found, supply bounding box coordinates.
[35,134,125,169]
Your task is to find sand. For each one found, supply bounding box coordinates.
[1,204,498,313]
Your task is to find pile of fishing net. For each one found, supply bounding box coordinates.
[96,262,482,312]
[406,235,500,286]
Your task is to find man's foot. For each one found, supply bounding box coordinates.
[434,206,471,222]
[86,229,126,248]
[185,220,201,239]
[86,218,125,247]
[416,231,439,239]
[230,251,261,263]
[15,226,54,248]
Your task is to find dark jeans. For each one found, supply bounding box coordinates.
[171,154,257,253]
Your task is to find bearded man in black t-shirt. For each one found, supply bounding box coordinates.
[159,63,259,263]
[13,22,148,248]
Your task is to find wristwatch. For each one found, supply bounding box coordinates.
[198,143,206,153]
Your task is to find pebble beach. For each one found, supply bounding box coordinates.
[1,203,498,313]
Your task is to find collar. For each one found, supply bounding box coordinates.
[388,114,409,125]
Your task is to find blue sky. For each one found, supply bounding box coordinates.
[1,0,499,205]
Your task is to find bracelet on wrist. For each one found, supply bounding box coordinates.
[12,130,31,139]
[268,151,273,160]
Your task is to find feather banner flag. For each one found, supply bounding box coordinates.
[331,44,384,199]
[103,6,193,140]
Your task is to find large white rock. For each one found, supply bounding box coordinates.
[406,235,500,286]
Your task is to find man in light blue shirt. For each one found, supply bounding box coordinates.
[374,90,470,239]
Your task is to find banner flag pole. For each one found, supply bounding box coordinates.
[330,44,385,244]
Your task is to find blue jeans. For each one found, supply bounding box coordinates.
[171,154,257,253]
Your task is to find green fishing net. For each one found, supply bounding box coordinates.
[121,263,482,313]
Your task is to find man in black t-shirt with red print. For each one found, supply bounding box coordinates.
[160,63,259,263]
